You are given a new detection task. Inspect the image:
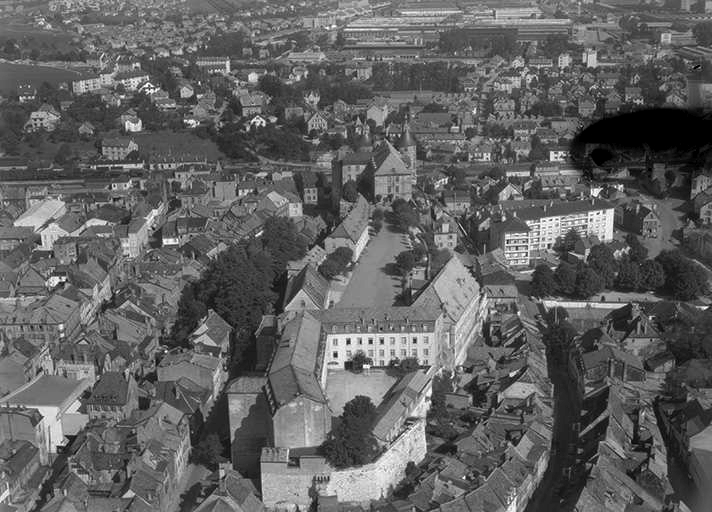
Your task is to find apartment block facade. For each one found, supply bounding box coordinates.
[489,199,615,266]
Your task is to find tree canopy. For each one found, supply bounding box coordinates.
[587,244,618,289]
[531,264,556,297]
[656,250,707,300]
[392,199,419,231]
[319,247,353,279]
[322,396,380,468]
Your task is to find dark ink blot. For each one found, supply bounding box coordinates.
[589,147,615,166]
[570,108,712,179]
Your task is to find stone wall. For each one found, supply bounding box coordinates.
[261,419,427,510]
[324,419,427,503]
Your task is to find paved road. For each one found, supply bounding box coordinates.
[525,336,582,512]
[337,223,411,308]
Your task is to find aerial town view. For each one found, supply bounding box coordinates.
[1,0,712,511]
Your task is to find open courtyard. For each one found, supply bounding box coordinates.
[336,222,411,308]
[325,369,398,416]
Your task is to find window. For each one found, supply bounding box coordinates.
[346,350,352,358]
[332,339,338,346]
[379,360,385,366]
[379,350,385,357]
[401,337,407,345]
[424,336,429,343]
[424,349,429,356]
[368,338,373,345]
[357,337,363,345]
[412,337,418,344]
[423,359,429,365]
[390,350,396,357]
[412,349,418,356]
[346,338,351,345]
[390,337,395,345]
[368,350,374,357]
[379,337,385,345]
[401,349,407,357]
[332,351,338,359]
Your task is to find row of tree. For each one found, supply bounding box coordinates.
[171,217,307,367]
[531,237,706,301]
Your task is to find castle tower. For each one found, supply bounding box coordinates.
[396,121,417,176]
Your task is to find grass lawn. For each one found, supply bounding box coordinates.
[325,369,398,416]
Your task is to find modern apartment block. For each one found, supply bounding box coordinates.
[489,199,615,267]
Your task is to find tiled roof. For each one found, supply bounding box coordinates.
[267,312,325,407]
[328,195,369,244]
[283,263,329,310]
[87,372,130,406]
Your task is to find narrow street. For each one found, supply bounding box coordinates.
[525,335,582,512]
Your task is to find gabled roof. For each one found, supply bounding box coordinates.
[283,264,329,310]
[328,195,369,244]
[371,140,411,177]
[266,312,325,408]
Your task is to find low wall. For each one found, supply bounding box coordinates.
[262,420,427,510]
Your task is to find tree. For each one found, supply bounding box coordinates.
[656,250,707,300]
[555,262,577,295]
[693,21,712,46]
[625,233,648,263]
[616,260,642,291]
[396,250,417,276]
[662,309,712,364]
[260,217,307,274]
[400,357,420,372]
[587,244,618,289]
[191,433,224,467]
[322,396,379,468]
[53,143,73,165]
[342,180,358,202]
[574,265,604,299]
[531,264,556,297]
[640,259,665,291]
[372,208,384,222]
[319,247,353,279]
[350,351,372,372]
[560,229,582,253]
[392,199,419,231]
[373,219,383,233]
[486,166,506,179]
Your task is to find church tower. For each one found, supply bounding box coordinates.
[396,121,417,176]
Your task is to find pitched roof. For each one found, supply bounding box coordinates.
[372,140,411,177]
[328,195,369,244]
[87,372,131,406]
[283,263,329,310]
[267,312,325,408]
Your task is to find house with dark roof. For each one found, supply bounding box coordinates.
[617,202,660,239]
[86,372,139,422]
[157,350,227,413]
[194,468,265,512]
[264,312,330,449]
[324,195,370,261]
[188,309,232,357]
[282,264,330,313]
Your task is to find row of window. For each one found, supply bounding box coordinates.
[333,348,430,359]
[331,335,430,346]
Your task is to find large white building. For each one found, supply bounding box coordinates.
[489,198,615,266]
[320,255,486,369]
